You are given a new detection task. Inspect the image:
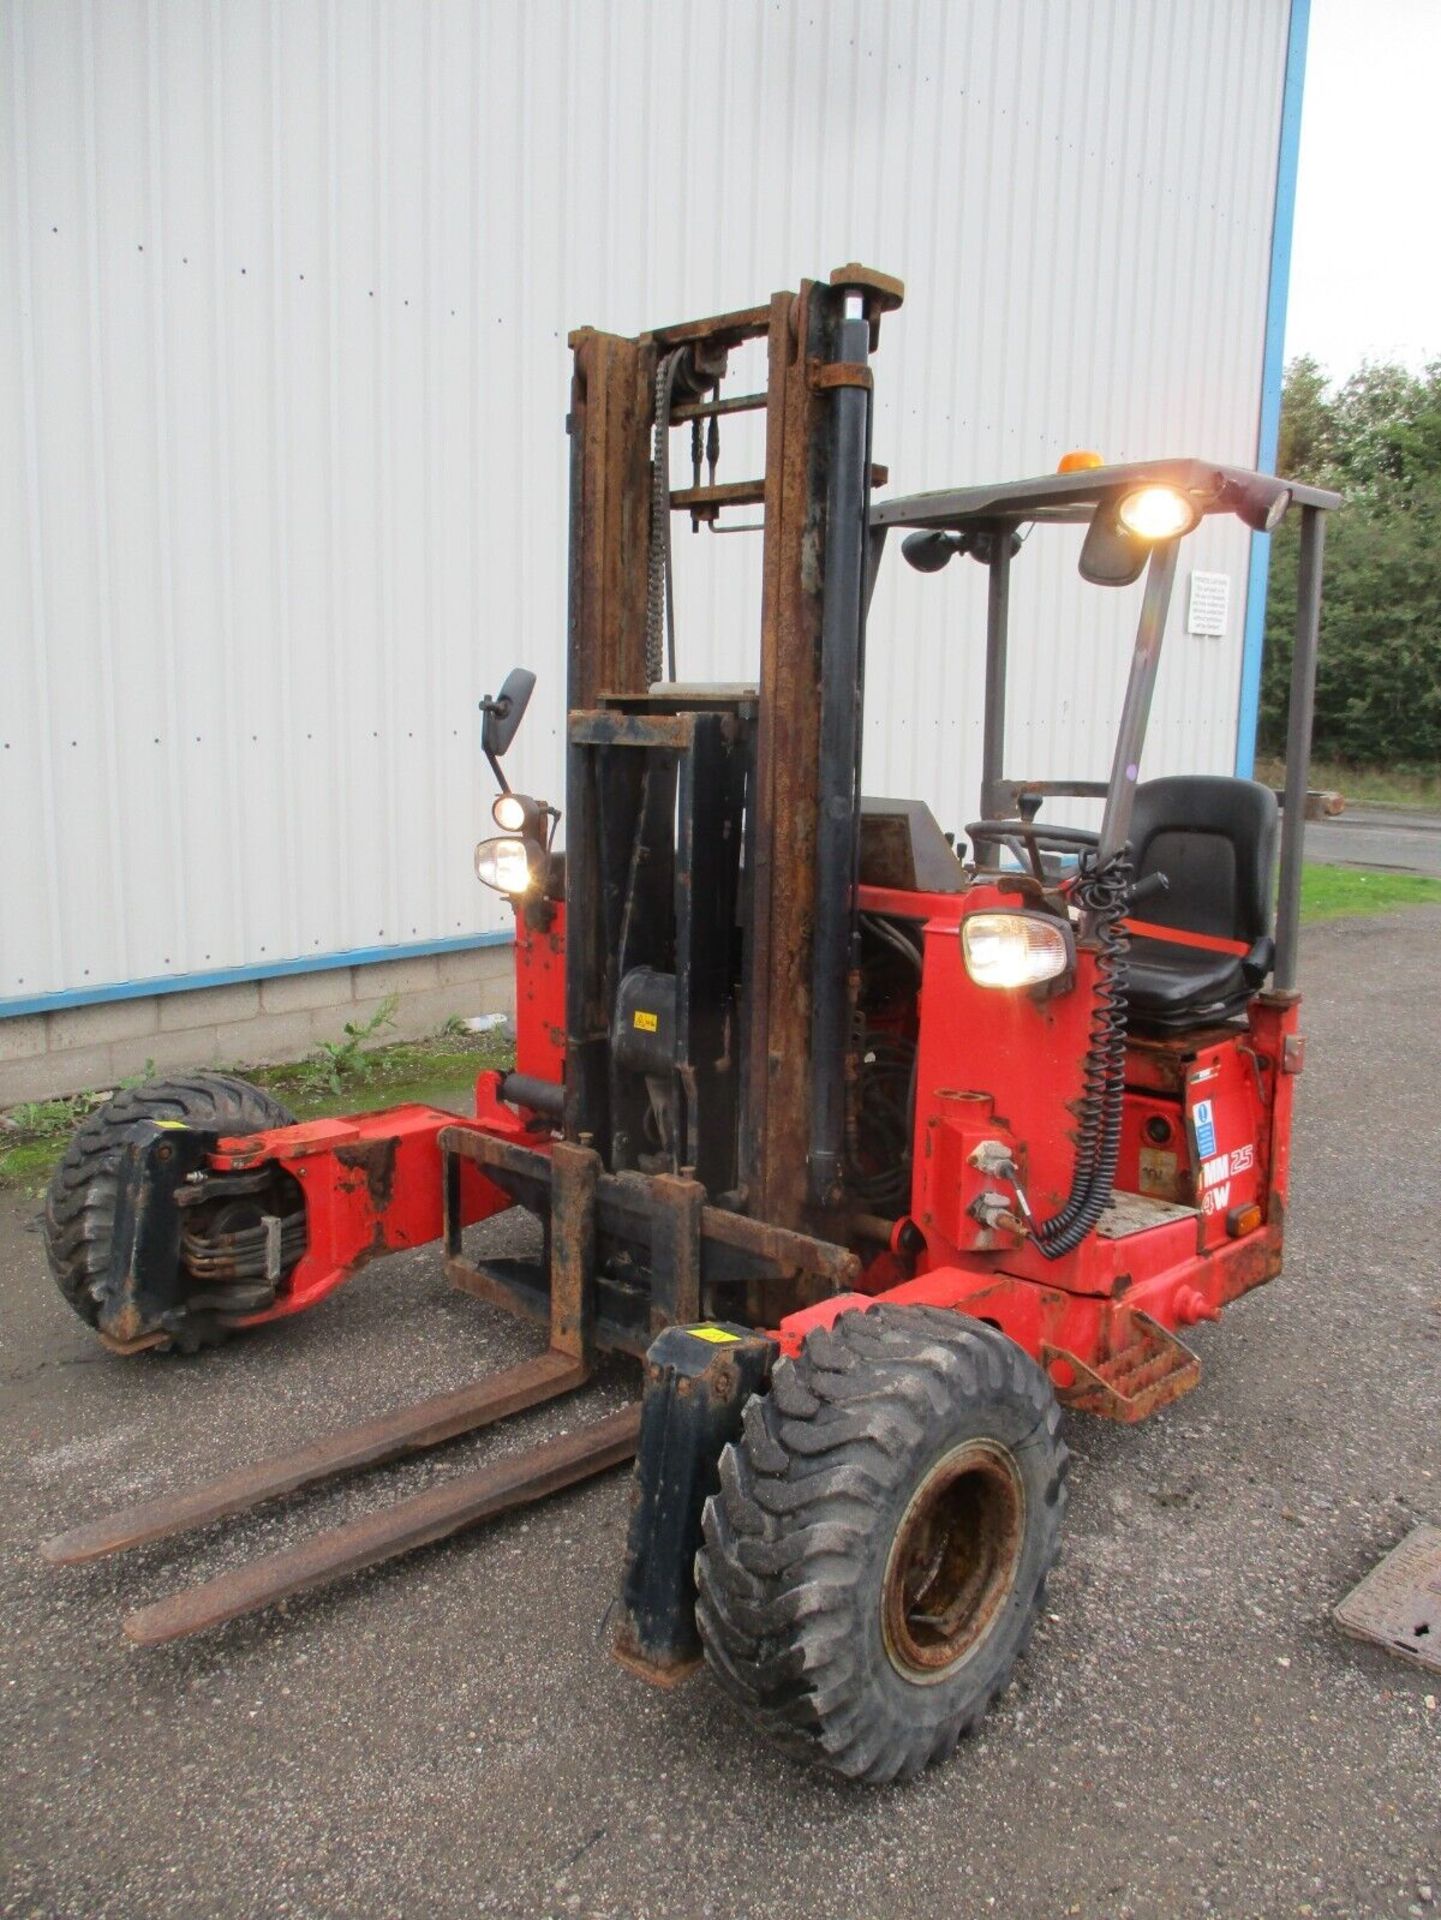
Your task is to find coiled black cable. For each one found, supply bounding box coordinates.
[1032,849,1133,1259]
[844,917,924,1213]
[845,1029,917,1214]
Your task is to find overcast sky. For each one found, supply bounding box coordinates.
[1284,0,1440,378]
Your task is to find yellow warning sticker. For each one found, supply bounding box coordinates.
[689,1325,740,1344]
[153,1120,189,1130]
[632,1010,659,1032]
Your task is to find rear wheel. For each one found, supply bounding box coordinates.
[695,1305,1066,1783]
[44,1073,296,1353]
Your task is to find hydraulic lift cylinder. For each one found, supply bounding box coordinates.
[808,309,873,1208]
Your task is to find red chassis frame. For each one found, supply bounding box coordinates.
[209,885,1302,1419]
[213,907,568,1325]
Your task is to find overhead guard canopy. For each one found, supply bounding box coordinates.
[873,458,1341,533]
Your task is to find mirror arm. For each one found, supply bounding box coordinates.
[478,692,515,794]
[484,745,511,796]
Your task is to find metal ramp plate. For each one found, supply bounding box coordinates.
[1095,1191,1199,1239]
[1042,1310,1200,1423]
[1335,1523,1441,1674]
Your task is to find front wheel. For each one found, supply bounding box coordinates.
[695,1306,1067,1783]
[44,1073,296,1353]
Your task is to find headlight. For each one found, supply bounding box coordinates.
[962,912,1074,990]
[492,791,541,834]
[1115,484,1200,542]
[474,835,540,896]
[1251,487,1290,534]
[1228,479,1291,533]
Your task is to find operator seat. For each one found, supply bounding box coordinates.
[1124,776,1279,1032]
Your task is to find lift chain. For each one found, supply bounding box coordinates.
[646,349,686,685]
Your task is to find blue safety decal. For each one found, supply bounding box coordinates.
[1193,1098,1217,1160]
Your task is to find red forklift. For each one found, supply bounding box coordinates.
[40,268,1337,1784]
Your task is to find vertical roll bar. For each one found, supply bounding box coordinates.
[981,531,1011,817]
[1272,505,1326,991]
[1096,540,1180,863]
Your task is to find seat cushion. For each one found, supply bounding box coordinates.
[1126,936,1248,1024]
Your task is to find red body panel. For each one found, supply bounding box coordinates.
[906,885,1094,1258]
[211,882,1303,1417]
[220,1077,541,1323]
[778,887,1302,1383]
[513,903,566,1086]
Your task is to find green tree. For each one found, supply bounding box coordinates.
[1261,357,1441,769]
[1275,354,1333,481]
[1330,360,1441,501]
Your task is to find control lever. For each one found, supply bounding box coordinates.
[968,1140,1036,1232]
[1017,791,1045,881]
[1129,871,1171,910]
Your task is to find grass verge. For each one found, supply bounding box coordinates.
[1299,863,1441,924]
[0,1022,515,1193]
[1255,755,1441,812]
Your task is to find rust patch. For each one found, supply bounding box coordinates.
[335,1136,399,1212]
[98,1324,168,1356]
[1335,1524,1441,1675]
[1042,1311,1200,1422]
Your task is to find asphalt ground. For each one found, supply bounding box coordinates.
[3,910,1439,1920]
[1303,807,1441,877]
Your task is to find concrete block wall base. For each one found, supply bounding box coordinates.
[0,944,515,1107]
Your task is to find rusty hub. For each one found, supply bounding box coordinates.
[881,1439,1026,1681]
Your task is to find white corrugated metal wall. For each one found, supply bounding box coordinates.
[1,0,1291,1010]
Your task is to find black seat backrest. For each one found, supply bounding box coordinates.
[1128,776,1279,944]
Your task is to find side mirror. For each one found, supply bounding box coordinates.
[902,527,1023,574]
[480,667,536,759]
[1078,503,1148,587]
[902,529,961,573]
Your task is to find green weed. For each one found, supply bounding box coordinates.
[295,996,400,1096]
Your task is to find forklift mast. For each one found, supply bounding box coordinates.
[561,267,903,1244]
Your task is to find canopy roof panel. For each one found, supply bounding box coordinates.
[873,460,1341,533]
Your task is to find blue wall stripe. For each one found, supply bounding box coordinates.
[0,930,515,1020]
[1235,0,1311,777]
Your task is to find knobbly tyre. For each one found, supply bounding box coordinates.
[39,268,1337,1784]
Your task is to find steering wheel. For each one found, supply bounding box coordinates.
[965,817,1100,879]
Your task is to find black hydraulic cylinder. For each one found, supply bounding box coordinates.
[807,309,873,1208]
[614,1322,775,1680]
[496,1072,564,1119]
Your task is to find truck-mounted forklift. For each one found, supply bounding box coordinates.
[39,268,1337,1782]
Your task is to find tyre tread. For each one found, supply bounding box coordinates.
[43,1072,295,1344]
[695,1304,1067,1784]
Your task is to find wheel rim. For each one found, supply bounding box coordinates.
[881,1438,1026,1681]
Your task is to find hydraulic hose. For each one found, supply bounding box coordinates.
[1031,850,1133,1260]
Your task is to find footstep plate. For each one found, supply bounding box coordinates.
[1334,1522,1441,1674]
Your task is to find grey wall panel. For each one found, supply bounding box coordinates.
[1,0,1289,1004]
